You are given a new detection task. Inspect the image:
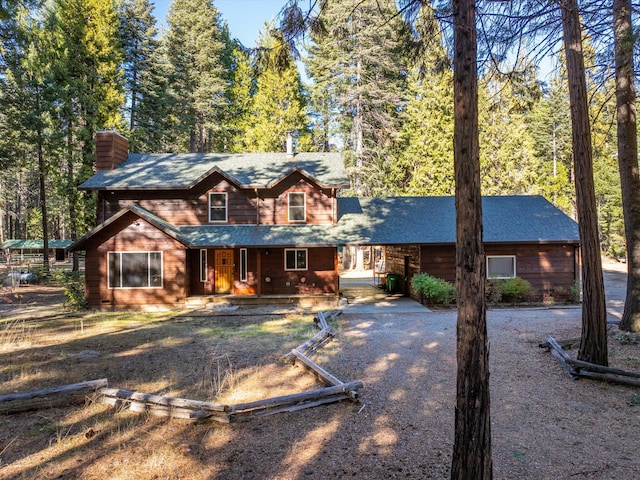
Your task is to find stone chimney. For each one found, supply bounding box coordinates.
[285,132,294,159]
[95,131,129,171]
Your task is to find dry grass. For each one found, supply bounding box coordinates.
[2,276,640,479]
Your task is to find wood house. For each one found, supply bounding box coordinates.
[70,131,349,309]
[337,197,581,301]
[70,131,581,309]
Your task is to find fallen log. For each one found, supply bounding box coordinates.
[0,379,108,414]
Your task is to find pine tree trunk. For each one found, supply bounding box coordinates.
[450,0,492,477]
[560,0,608,365]
[613,0,640,332]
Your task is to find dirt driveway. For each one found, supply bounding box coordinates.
[1,263,639,479]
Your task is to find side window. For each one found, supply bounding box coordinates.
[486,255,516,279]
[108,251,163,288]
[285,248,308,271]
[288,192,306,222]
[200,249,207,282]
[209,192,228,222]
[239,248,248,282]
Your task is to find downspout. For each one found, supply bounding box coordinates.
[332,188,336,224]
[255,188,260,225]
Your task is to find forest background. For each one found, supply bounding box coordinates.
[0,0,628,259]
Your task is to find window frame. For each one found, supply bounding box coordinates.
[288,192,306,223]
[107,251,163,289]
[200,249,208,283]
[208,192,228,223]
[486,255,516,279]
[284,248,308,271]
[239,248,248,282]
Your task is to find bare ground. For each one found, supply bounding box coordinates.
[0,263,639,479]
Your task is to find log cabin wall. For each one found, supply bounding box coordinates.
[84,214,186,309]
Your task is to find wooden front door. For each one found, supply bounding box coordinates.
[215,249,234,294]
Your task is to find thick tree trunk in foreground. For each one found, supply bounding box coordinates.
[450,0,492,478]
[613,0,640,332]
[560,0,608,365]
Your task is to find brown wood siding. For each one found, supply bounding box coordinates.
[258,247,337,295]
[418,243,578,299]
[97,176,335,226]
[258,175,334,225]
[84,213,186,308]
[234,248,258,295]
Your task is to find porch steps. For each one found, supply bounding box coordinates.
[185,294,339,310]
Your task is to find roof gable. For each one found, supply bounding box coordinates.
[80,152,350,191]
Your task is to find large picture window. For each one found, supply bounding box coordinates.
[486,255,516,279]
[285,248,307,271]
[108,251,162,288]
[288,192,306,222]
[209,192,228,222]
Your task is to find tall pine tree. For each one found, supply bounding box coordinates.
[164,0,232,153]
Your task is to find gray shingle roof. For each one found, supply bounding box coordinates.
[336,196,580,244]
[70,195,579,251]
[80,152,350,190]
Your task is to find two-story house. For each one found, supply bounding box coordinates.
[71,131,349,309]
[71,131,582,310]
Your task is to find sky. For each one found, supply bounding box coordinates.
[153,0,288,47]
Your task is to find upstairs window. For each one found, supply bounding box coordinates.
[288,192,306,222]
[487,255,516,279]
[285,248,308,271]
[108,251,162,289]
[209,192,228,222]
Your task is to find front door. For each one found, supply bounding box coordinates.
[215,249,234,294]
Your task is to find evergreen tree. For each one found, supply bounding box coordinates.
[389,4,454,196]
[479,66,541,196]
[526,76,574,214]
[306,0,412,195]
[118,0,159,151]
[164,0,232,153]
[226,43,255,153]
[47,0,125,244]
[243,28,310,152]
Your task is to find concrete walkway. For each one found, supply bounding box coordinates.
[339,270,430,314]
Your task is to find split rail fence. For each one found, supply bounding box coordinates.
[542,335,640,387]
[0,310,363,423]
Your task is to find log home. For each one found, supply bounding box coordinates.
[70,131,581,309]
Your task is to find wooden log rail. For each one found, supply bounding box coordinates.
[0,379,108,414]
[2,311,363,422]
[543,336,640,387]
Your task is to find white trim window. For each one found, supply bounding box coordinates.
[239,248,248,282]
[486,255,516,279]
[200,249,208,283]
[284,248,308,271]
[288,192,306,222]
[108,251,163,288]
[209,192,228,222]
